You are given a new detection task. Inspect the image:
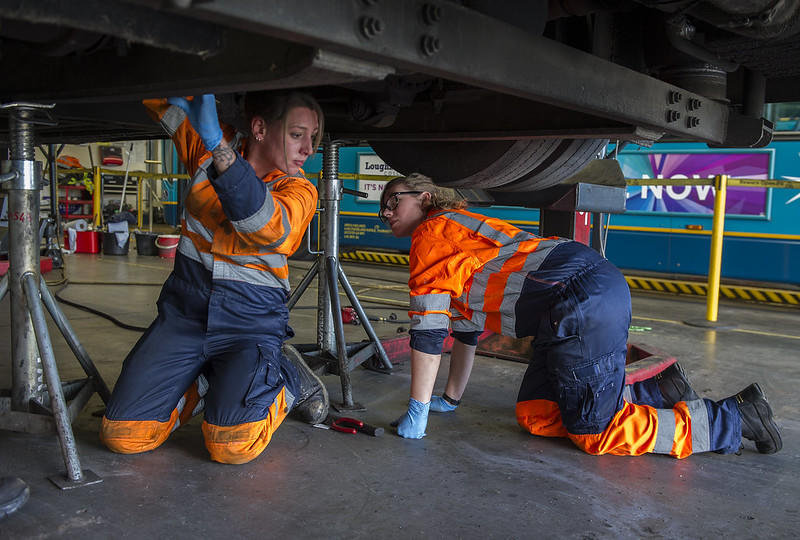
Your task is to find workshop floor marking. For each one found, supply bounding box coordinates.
[632,315,800,340]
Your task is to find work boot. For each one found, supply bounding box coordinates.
[0,477,29,520]
[283,345,329,425]
[732,383,782,454]
[655,362,699,406]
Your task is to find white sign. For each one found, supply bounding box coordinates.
[357,154,401,202]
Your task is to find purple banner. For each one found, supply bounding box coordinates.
[619,152,770,215]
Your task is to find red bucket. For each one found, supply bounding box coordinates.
[155,234,180,258]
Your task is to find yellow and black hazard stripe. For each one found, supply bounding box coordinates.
[625,276,800,307]
[341,250,410,266]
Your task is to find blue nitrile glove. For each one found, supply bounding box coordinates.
[167,94,223,151]
[390,397,430,439]
[430,395,458,413]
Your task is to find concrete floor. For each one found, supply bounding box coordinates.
[1,250,798,539]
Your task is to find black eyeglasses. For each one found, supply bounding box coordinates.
[378,191,423,223]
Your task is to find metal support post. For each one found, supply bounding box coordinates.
[0,102,105,489]
[287,139,392,411]
[22,272,83,484]
[3,104,47,413]
[317,140,340,357]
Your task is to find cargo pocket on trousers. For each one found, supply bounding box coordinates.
[587,352,623,427]
[244,344,284,409]
[555,353,621,434]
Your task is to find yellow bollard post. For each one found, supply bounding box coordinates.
[92,166,102,229]
[137,177,143,229]
[705,174,727,322]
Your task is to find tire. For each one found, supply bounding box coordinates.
[370,138,608,192]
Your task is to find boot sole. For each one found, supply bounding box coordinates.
[752,386,783,454]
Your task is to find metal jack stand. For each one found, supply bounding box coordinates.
[287,140,392,411]
[0,102,109,490]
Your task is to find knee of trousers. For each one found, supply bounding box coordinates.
[564,403,658,456]
[100,411,178,454]
[202,419,277,465]
[202,391,291,465]
[516,399,569,438]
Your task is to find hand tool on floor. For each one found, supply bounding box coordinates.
[331,416,363,434]
[312,414,384,437]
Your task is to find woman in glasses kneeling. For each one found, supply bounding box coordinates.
[379,172,781,459]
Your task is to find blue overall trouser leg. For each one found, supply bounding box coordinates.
[517,259,742,455]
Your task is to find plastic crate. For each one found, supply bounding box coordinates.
[64,230,101,253]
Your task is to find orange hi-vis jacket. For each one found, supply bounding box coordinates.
[408,208,569,338]
[144,98,317,290]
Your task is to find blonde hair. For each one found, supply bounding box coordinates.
[245,90,324,150]
[381,173,467,211]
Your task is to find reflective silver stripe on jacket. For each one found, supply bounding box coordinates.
[227,252,287,269]
[451,317,483,332]
[179,235,289,290]
[161,105,186,136]
[181,161,215,252]
[467,310,487,330]
[439,210,565,337]
[177,235,214,268]
[231,189,277,234]
[410,293,452,330]
[183,211,214,243]
[212,259,289,289]
[495,239,565,335]
[233,201,291,251]
[410,293,451,313]
[409,293,450,311]
[231,173,296,245]
[443,215,525,332]
[265,173,291,189]
[410,312,451,330]
[190,159,213,188]
[444,211,515,245]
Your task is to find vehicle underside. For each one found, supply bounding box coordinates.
[0,0,798,192]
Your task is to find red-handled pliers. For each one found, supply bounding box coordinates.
[331,417,364,434]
